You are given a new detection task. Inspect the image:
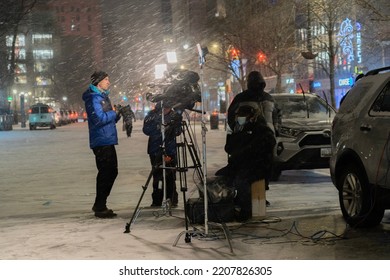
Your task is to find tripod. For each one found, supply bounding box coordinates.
[172,116,233,253]
[124,116,233,253]
[124,101,177,233]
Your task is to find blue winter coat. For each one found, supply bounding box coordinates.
[82,84,118,149]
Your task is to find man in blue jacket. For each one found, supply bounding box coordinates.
[82,71,121,218]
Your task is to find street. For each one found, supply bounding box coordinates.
[1,119,390,260]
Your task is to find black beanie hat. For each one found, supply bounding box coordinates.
[91,71,108,86]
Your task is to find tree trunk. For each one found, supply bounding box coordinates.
[275,73,282,93]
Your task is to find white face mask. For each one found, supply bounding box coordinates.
[237,116,247,125]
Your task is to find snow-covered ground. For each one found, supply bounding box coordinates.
[4,120,389,266]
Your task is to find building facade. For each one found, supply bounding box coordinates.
[2,0,105,115]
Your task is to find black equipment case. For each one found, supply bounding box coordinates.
[186,197,235,224]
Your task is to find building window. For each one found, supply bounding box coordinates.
[36,76,52,86]
[33,49,53,60]
[8,48,26,60]
[34,62,50,72]
[14,63,27,74]
[6,34,25,47]
[32,34,53,45]
[14,75,27,84]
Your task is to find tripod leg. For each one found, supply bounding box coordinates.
[124,168,154,233]
[182,190,192,243]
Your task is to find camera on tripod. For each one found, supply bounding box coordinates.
[146,69,202,114]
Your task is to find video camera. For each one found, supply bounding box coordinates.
[146,69,202,113]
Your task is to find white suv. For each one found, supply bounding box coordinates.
[330,66,390,227]
[271,93,335,180]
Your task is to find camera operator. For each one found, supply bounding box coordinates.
[143,102,183,207]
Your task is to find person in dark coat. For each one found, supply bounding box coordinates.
[227,70,277,194]
[82,71,121,218]
[143,102,182,207]
[225,105,276,221]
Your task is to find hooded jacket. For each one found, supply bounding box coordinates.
[82,84,118,149]
[227,71,275,134]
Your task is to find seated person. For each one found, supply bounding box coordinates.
[223,105,276,221]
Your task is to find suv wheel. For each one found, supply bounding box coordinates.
[338,164,384,227]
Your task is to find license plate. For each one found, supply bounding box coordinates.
[320,148,332,157]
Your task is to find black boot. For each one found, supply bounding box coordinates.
[151,189,163,207]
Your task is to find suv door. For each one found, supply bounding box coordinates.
[366,82,390,188]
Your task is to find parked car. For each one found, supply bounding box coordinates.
[60,109,70,125]
[68,110,78,123]
[330,66,390,227]
[271,93,335,180]
[28,103,56,130]
[79,110,88,122]
[53,110,62,127]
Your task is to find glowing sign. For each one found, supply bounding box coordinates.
[338,77,353,87]
[286,78,295,84]
[230,59,240,78]
[312,81,322,88]
[338,18,354,63]
[338,18,363,65]
[356,23,362,63]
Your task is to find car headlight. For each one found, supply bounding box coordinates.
[279,126,302,137]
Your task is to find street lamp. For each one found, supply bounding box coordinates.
[154,64,167,79]
[166,51,177,64]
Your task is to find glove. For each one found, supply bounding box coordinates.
[164,155,172,163]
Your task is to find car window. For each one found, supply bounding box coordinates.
[338,83,373,114]
[40,107,49,114]
[275,96,332,120]
[370,82,390,116]
[31,107,40,114]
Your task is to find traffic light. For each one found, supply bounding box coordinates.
[257,52,266,63]
[229,48,240,60]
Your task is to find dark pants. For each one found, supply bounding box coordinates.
[149,154,178,205]
[92,145,118,211]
